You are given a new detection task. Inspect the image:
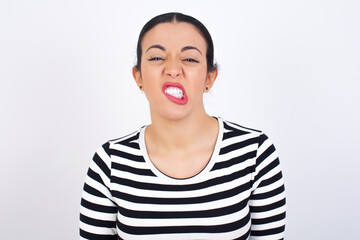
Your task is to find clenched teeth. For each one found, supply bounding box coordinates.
[164,87,184,99]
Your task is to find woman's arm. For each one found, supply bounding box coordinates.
[80,143,118,240]
[249,134,286,239]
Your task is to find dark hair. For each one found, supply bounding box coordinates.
[135,12,217,72]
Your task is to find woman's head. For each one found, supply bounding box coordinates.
[134,12,217,73]
[133,13,218,121]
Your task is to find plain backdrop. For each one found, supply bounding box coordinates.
[1,0,359,239]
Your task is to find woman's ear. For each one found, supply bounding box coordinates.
[132,66,143,89]
[204,69,218,92]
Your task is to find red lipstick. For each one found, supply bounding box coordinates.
[162,82,188,105]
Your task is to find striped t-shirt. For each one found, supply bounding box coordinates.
[80,118,286,239]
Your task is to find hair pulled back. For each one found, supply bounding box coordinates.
[135,12,217,73]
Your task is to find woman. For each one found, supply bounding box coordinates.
[80,12,286,240]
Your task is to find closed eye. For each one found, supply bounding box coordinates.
[184,58,199,63]
[148,57,164,61]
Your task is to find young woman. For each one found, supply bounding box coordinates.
[80,12,286,240]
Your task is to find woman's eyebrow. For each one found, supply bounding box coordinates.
[145,44,165,53]
[145,45,202,55]
[181,46,202,55]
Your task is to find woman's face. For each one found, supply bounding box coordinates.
[133,22,217,121]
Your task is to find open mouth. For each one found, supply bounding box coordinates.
[162,82,188,105]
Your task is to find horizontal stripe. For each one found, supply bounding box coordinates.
[80,118,286,239]
[251,185,285,200]
[111,180,252,204]
[118,197,249,219]
[250,199,286,213]
[111,165,253,192]
[80,229,116,240]
[117,226,251,240]
[254,158,280,184]
[220,137,259,155]
[251,212,286,225]
[256,144,276,166]
[108,148,145,163]
[112,162,155,176]
[258,171,283,188]
[83,182,110,199]
[117,211,251,235]
[93,153,111,178]
[81,198,118,214]
[80,214,117,228]
[212,151,256,170]
[251,225,285,236]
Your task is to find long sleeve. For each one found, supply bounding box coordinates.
[249,133,286,239]
[80,142,118,240]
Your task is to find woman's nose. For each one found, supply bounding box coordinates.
[164,59,181,78]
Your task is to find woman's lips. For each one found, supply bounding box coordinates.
[162,82,188,105]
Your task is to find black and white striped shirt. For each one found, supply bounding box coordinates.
[80,118,286,239]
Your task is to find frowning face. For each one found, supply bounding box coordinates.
[133,22,217,121]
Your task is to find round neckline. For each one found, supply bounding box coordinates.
[139,117,223,181]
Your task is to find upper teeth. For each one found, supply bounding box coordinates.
[165,87,184,99]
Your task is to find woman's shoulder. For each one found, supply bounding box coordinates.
[97,126,145,156]
[219,117,263,137]
[218,117,276,149]
[108,128,143,145]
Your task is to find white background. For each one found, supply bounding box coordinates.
[1,0,359,239]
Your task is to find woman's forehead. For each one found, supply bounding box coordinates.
[141,22,207,52]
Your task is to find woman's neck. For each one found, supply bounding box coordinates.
[146,111,217,153]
